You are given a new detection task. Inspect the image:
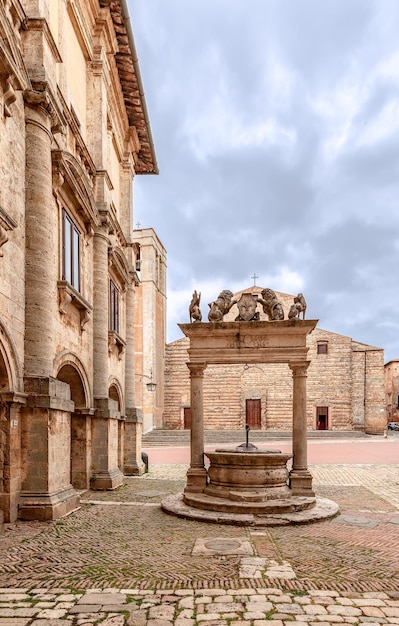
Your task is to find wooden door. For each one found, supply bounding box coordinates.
[316,406,328,430]
[246,399,261,429]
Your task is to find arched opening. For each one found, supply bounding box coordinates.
[0,351,9,527]
[109,384,121,410]
[109,382,123,471]
[57,363,91,490]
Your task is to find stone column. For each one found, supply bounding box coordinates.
[91,224,124,489]
[24,92,57,376]
[184,362,207,494]
[93,225,109,398]
[289,361,314,496]
[124,280,145,475]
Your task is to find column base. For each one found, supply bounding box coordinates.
[289,469,315,497]
[18,486,80,521]
[184,467,208,494]
[90,467,124,490]
[124,461,145,476]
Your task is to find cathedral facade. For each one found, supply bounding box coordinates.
[164,288,386,435]
[0,0,158,526]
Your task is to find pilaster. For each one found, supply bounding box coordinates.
[90,398,124,490]
[124,408,145,475]
[93,225,110,398]
[19,377,80,521]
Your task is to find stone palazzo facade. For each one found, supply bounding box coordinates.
[164,288,386,435]
[0,0,158,526]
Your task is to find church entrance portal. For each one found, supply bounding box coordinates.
[316,406,329,430]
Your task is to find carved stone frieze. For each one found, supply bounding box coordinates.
[0,204,17,256]
[0,1,30,95]
[108,330,126,360]
[57,280,93,331]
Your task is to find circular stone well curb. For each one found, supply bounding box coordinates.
[161,493,339,526]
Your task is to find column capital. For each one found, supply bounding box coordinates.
[289,361,310,376]
[187,362,207,377]
[24,82,65,134]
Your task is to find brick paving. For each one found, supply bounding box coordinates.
[1,462,399,624]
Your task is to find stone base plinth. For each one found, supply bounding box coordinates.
[184,467,208,493]
[289,469,315,496]
[163,493,339,526]
[19,486,80,521]
[184,491,315,515]
[124,461,145,476]
[90,468,124,490]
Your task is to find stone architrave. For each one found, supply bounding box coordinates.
[179,320,318,495]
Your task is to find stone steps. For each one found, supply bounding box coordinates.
[143,429,367,446]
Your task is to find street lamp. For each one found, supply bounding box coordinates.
[135,370,156,392]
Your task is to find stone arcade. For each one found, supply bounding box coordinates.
[0,0,164,527]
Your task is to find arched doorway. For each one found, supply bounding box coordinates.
[0,322,24,524]
[57,362,92,490]
[0,351,9,526]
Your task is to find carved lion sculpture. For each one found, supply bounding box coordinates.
[258,288,284,321]
[208,289,235,322]
[289,293,307,320]
[189,290,202,323]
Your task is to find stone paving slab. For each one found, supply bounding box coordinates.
[0,464,399,623]
[1,588,399,625]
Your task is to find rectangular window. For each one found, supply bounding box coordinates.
[62,210,80,291]
[317,342,328,355]
[109,280,119,333]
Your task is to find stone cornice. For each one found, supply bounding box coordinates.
[24,81,66,134]
[0,1,31,91]
[99,0,158,174]
[22,17,62,63]
[52,149,100,231]
[108,244,131,288]
[66,0,94,61]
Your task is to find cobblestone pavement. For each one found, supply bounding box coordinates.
[1,463,399,625]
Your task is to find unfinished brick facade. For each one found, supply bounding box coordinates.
[0,0,157,526]
[164,288,386,435]
[385,360,399,423]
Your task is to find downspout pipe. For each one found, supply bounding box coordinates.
[120,0,159,175]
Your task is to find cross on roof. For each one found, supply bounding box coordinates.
[251,273,258,287]
[135,221,141,229]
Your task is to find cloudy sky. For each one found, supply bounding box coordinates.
[128,0,399,361]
